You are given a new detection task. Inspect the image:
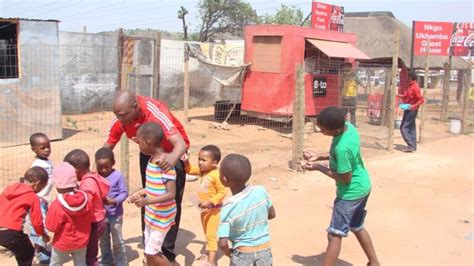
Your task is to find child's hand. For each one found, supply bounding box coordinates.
[180,151,190,161]
[198,201,214,209]
[303,162,328,172]
[104,197,116,205]
[303,161,318,170]
[128,194,139,203]
[134,197,148,208]
[42,234,50,244]
[303,149,318,161]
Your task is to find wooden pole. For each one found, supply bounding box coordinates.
[116,28,123,92]
[183,44,190,123]
[291,63,305,171]
[152,32,161,99]
[441,56,452,121]
[461,58,472,134]
[117,28,129,187]
[387,30,399,151]
[419,41,430,143]
[380,72,390,127]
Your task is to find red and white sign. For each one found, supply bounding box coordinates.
[311,1,344,32]
[413,21,474,56]
[450,22,474,56]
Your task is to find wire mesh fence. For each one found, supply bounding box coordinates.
[0,39,473,189]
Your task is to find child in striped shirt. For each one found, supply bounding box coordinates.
[129,122,177,266]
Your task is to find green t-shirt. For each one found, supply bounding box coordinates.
[329,123,371,200]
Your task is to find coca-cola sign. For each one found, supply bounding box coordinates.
[311,1,344,32]
[413,21,473,57]
[450,22,474,56]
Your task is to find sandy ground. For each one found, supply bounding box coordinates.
[0,104,473,265]
[1,134,472,266]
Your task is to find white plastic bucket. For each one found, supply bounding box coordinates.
[449,119,461,134]
[394,118,402,129]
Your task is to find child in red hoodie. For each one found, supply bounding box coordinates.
[0,166,50,266]
[46,162,91,265]
[64,149,110,266]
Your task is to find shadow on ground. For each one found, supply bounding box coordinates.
[291,252,353,266]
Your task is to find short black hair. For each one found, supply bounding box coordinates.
[95,147,115,162]
[64,149,90,170]
[201,145,221,163]
[137,122,164,145]
[29,132,49,146]
[24,166,48,184]
[408,70,417,81]
[317,106,345,131]
[220,154,252,185]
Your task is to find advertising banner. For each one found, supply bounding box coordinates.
[311,1,344,32]
[413,21,473,56]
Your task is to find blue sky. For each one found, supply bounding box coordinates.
[1,0,472,33]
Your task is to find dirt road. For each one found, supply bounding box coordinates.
[1,135,472,266]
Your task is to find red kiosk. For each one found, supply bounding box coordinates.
[241,25,369,119]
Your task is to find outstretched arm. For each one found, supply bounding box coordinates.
[304,162,352,183]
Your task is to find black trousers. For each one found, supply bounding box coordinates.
[140,152,186,262]
[0,229,35,266]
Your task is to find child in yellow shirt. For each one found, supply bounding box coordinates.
[184,145,226,266]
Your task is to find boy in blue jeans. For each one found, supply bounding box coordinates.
[218,154,276,266]
[303,106,380,266]
[95,147,129,266]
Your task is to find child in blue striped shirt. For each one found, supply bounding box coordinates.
[217,154,276,266]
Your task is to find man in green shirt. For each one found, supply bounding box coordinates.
[303,106,380,266]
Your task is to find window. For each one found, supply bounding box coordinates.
[0,21,19,79]
[251,36,282,73]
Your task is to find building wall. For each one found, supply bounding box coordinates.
[58,33,244,113]
[0,20,62,147]
[59,31,118,114]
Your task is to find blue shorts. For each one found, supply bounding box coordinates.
[327,194,369,237]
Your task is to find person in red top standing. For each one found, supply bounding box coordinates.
[0,166,50,266]
[46,162,91,266]
[103,90,189,263]
[397,70,424,152]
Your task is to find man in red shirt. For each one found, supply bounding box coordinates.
[103,90,189,263]
[397,70,424,152]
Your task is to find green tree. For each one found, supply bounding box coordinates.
[197,0,258,42]
[260,4,309,26]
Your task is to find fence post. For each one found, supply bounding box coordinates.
[419,45,430,143]
[461,58,472,133]
[117,28,129,187]
[291,63,305,171]
[387,30,399,151]
[183,44,190,123]
[441,56,451,121]
[152,32,161,99]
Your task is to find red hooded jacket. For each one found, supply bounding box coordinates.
[46,190,91,251]
[80,173,110,223]
[0,183,45,235]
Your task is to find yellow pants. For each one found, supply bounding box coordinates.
[201,208,220,251]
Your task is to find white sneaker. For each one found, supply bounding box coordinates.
[186,174,199,182]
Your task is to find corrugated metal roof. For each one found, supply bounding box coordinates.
[0,17,60,22]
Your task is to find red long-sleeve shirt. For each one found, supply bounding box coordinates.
[401,80,425,110]
[0,183,45,235]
